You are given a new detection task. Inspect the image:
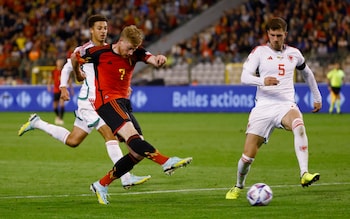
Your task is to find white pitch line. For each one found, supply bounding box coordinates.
[1,182,349,200]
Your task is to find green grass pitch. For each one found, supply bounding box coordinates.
[0,112,349,218]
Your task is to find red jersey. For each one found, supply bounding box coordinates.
[83,44,152,110]
[51,68,61,93]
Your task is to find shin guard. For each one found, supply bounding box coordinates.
[112,153,140,178]
[126,134,156,157]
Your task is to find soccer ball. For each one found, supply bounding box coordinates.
[246,183,273,206]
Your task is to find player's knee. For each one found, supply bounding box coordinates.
[241,154,254,164]
[65,138,81,147]
[292,118,305,136]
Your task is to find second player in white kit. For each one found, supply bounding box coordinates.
[226,17,322,200]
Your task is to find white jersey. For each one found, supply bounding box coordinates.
[75,40,103,102]
[59,40,107,132]
[241,44,320,106]
[61,40,107,102]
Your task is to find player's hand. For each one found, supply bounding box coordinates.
[60,87,70,101]
[312,102,322,113]
[154,55,167,67]
[264,77,279,86]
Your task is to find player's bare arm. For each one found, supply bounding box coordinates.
[70,52,86,82]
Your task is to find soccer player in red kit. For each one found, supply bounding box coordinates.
[47,58,69,125]
[18,15,151,190]
[72,25,192,205]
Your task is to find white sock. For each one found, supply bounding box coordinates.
[105,140,131,185]
[292,118,309,177]
[33,119,70,144]
[236,154,254,188]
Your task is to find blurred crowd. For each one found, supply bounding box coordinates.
[1,0,350,85]
[170,0,350,66]
[0,0,215,85]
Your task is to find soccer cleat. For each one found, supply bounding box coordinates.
[300,172,320,187]
[162,157,193,175]
[90,181,110,205]
[225,186,242,199]
[122,174,152,189]
[18,114,40,136]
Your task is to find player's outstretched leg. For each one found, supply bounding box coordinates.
[126,135,193,176]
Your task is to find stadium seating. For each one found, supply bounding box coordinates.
[1,0,349,86]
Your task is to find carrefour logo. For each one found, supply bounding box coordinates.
[16,91,31,108]
[131,90,148,108]
[37,91,52,108]
[302,91,346,109]
[327,93,345,106]
[303,92,315,108]
[0,91,13,108]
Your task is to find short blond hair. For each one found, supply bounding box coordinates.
[120,25,144,47]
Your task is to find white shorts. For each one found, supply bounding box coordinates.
[246,102,299,143]
[73,99,106,133]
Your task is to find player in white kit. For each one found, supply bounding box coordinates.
[226,17,322,200]
[18,15,151,190]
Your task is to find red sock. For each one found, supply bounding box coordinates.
[99,169,117,186]
[146,149,169,165]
